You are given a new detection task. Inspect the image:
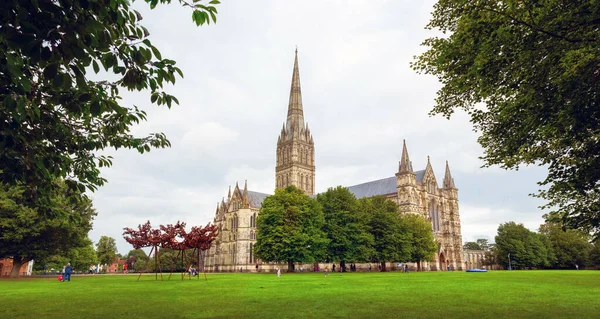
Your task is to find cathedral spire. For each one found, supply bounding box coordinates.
[398,139,414,173]
[286,48,304,132]
[227,186,231,200]
[443,161,456,189]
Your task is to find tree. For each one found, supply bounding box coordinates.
[590,242,600,268]
[402,213,437,271]
[495,222,554,269]
[358,196,411,271]
[463,242,483,250]
[0,181,96,277]
[67,237,98,271]
[413,0,600,238]
[126,248,148,272]
[476,239,490,251]
[96,236,118,265]
[254,186,328,272]
[539,223,593,268]
[316,186,374,269]
[1,0,220,208]
[482,245,499,269]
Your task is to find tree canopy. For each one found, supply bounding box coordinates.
[495,222,555,269]
[316,186,374,265]
[402,213,437,271]
[1,0,220,207]
[358,196,412,271]
[414,0,600,238]
[0,181,96,277]
[539,223,593,268]
[254,186,328,272]
[96,235,118,265]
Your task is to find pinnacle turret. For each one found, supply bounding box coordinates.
[398,139,414,173]
[443,161,456,189]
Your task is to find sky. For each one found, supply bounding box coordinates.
[88,0,549,254]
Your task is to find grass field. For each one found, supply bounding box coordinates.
[1,270,598,318]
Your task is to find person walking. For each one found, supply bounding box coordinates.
[324,266,329,277]
[63,263,73,282]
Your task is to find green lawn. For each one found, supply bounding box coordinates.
[1,270,598,318]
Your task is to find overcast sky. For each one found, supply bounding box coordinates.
[89,0,549,254]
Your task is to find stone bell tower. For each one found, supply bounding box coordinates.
[275,49,315,195]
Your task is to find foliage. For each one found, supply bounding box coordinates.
[357,196,411,271]
[0,181,96,277]
[413,0,600,238]
[476,239,490,251]
[463,239,490,251]
[539,223,593,268]
[0,0,220,207]
[96,236,118,265]
[254,185,328,271]
[463,242,483,250]
[495,222,555,269]
[38,237,98,271]
[316,186,374,264]
[482,246,499,268]
[402,213,437,270]
[590,243,600,267]
[127,248,148,271]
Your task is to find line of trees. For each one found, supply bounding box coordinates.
[254,186,437,272]
[479,222,600,270]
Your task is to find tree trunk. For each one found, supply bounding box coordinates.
[9,256,27,278]
[340,260,346,272]
[380,261,386,272]
[417,260,421,272]
[287,260,294,272]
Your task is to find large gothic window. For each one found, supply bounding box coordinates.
[429,199,439,231]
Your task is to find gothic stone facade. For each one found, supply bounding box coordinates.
[204,50,483,272]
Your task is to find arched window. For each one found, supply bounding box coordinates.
[249,243,253,264]
[429,199,436,231]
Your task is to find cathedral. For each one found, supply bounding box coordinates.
[204,50,484,272]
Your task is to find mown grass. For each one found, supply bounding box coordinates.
[0,270,598,318]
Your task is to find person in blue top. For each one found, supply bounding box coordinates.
[63,263,73,282]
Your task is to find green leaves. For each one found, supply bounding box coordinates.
[255,186,328,269]
[0,0,220,218]
[414,0,600,238]
[43,63,59,79]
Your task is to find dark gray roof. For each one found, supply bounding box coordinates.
[247,191,271,208]
[415,169,426,183]
[346,176,397,199]
[249,169,426,207]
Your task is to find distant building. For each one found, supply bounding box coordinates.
[108,259,126,273]
[204,50,484,272]
[0,258,34,276]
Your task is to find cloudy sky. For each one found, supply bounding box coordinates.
[89,0,549,254]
